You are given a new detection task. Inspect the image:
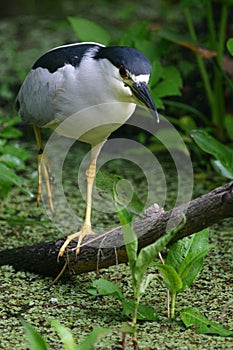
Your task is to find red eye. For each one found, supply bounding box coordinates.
[119,65,127,78]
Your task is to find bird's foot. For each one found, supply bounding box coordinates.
[58,224,95,260]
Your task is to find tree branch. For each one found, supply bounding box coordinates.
[0,181,232,278]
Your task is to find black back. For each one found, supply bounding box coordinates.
[32,43,152,76]
[32,43,100,73]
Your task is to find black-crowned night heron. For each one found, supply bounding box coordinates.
[16,42,158,258]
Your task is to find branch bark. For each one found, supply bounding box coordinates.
[0,181,233,278]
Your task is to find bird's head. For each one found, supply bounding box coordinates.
[94,46,159,122]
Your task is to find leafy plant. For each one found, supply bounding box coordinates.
[0,115,31,198]
[87,212,183,347]
[191,129,233,179]
[22,320,49,350]
[227,37,233,56]
[181,307,233,337]
[113,183,185,346]
[88,278,158,322]
[156,228,213,319]
[22,318,111,350]
[67,17,110,45]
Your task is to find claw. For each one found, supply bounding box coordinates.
[58,224,95,260]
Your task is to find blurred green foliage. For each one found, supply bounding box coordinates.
[158,0,233,142]
[0,115,31,198]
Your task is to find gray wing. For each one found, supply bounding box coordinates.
[16,43,104,128]
[16,67,65,127]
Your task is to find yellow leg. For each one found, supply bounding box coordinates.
[33,125,54,212]
[58,141,105,258]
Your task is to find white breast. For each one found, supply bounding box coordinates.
[55,102,136,144]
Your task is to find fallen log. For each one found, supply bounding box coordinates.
[0,181,232,278]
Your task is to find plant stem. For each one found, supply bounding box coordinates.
[132,299,138,326]
[184,7,214,118]
[159,252,171,318]
[218,3,228,61]
[170,292,177,320]
[132,298,138,348]
[212,2,228,138]
[205,0,216,47]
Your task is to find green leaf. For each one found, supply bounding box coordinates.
[180,307,233,336]
[183,228,210,256]
[22,320,49,350]
[134,39,157,62]
[165,238,190,272]
[0,180,12,198]
[120,21,151,48]
[67,17,110,45]
[224,114,233,140]
[0,154,25,169]
[1,116,21,127]
[114,178,144,216]
[96,170,122,200]
[51,319,76,350]
[150,62,182,109]
[122,223,138,273]
[179,116,197,135]
[156,263,183,294]
[133,220,184,292]
[0,126,22,138]
[76,327,111,350]
[152,66,182,98]
[0,138,6,147]
[163,66,183,89]
[151,95,164,110]
[1,144,31,162]
[123,299,158,321]
[115,198,138,271]
[0,163,24,198]
[149,59,163,87]
[179,247,212,291]
[138,273,155,297]
[152,80,181,99]
[88,278,123,301]
[177,229,212,291]
[191,129,233,178]
[165,230,212,292]
[0,116,22,138]
[211,159,233,179]
[227,38,233,56]
[191,130,233,159]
